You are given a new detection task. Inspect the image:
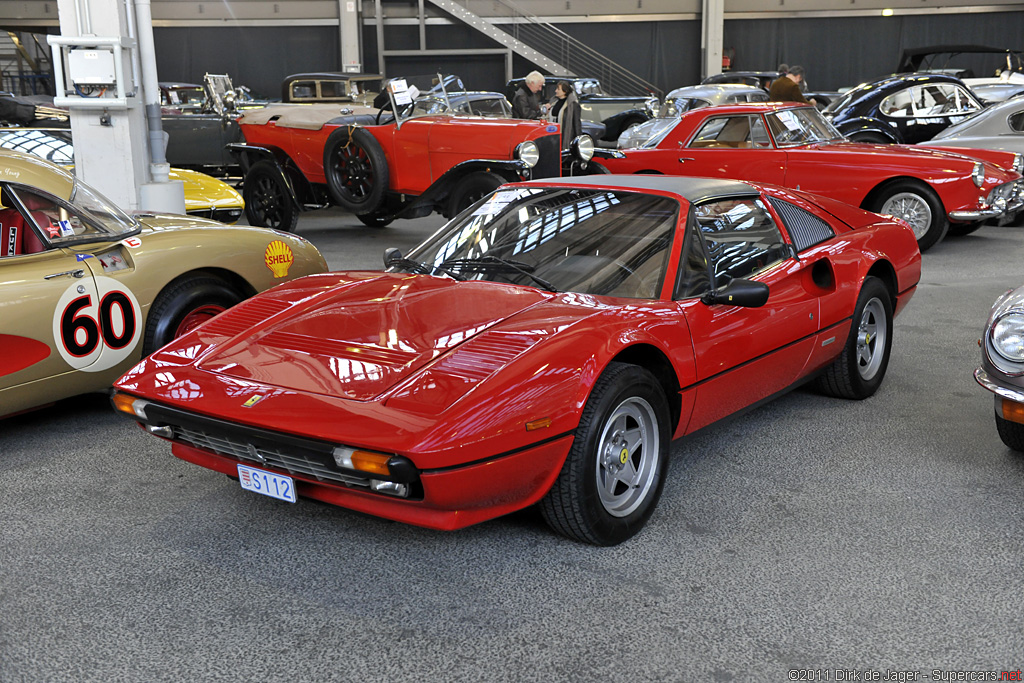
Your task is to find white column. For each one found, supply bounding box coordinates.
[340,0,362,73]
[54,0,149,211]
[701,0,724,80]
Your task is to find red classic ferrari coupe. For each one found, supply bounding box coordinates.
[113,175,921,545]
[603,102,1024,251]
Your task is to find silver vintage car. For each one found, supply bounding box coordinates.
[976,283,1024,450]
[923,95,1024,155]
[618,84,768,149]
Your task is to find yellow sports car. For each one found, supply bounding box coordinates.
[0,127,245,223]
[0,148,327,419]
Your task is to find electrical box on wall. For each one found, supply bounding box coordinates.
[68,49,117,85]
[48,35,135,108]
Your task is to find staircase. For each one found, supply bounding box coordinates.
[426,0,662,96]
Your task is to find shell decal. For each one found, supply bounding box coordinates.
[264,240,294,278]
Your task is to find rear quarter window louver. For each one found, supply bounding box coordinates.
[768,197,835,252]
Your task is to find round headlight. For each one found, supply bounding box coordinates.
[992,312,1024,362]
[972,161,985,188]
[571,134,595,162]
[515,140,539,168]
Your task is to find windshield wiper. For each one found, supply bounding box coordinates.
[383,248,466,280]
[442,255,558,292]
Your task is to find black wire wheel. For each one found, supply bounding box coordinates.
[242,160,298,231]
[323,126,389,214]
[539,362,670,546]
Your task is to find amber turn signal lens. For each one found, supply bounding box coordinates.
[111,392,149,419]
[350,450,392,476]
[1001,398,1024,425]
[525,417,552,431]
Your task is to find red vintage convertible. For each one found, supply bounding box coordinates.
[113,175,921,545]
[232,75,605,230]
[603,102,1024,251]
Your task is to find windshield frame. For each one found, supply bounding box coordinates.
[766,107,845,147]
[402,185,683,299]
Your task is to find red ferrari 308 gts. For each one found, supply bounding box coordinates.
[113,175,921,545]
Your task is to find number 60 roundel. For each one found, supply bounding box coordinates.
[51,275,143,372]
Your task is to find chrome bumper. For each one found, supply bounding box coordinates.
[974,367,1024,403]
[949,207,1003,221]
[949,186,1024,221]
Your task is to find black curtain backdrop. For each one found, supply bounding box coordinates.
[152,10,1024,99]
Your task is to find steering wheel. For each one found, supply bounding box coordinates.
[375,100,394,126]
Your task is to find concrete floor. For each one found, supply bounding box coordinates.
[1,208,1022,682]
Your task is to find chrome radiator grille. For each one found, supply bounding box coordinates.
[175,426,371,489]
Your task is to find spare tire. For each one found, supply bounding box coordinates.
[323,126,389,214]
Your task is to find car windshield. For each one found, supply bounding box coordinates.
[70,177,139,234]
[766,107,844,146]
[640,119,681,148]
[403,186,679,298]
[389,74,466,123]
[823,87,860,115]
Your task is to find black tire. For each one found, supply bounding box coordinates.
[357,212,393,228]
[996,413,1024,452]
[947,221,984,237]
[143,276,243,355]
[815,276,893,400]
[586,161,610,175]
[323,127,389,214]
[448,171,506,217]
[242,160,299,231]
[849,132,892,144]
[539,362,670,546]
[869,180,948,252]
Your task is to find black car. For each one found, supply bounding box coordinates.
[505,76,657,145]
[822,72,984,144]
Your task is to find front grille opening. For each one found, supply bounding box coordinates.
[172,425,423,500]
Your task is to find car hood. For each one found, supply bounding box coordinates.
[809,140,1013,167]
[194,273,554,401]
[168,167,244,211]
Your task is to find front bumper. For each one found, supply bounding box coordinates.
[950,180,1024,222]
[118,394,574,531]
[974,367,1024,404]
[171,435,573,531]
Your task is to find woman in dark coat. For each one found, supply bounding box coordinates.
[551,80,582,149]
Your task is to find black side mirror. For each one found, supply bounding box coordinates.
[383,247,402,268]
[701,278,770,308]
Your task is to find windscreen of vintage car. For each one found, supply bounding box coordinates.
[765,107,844,146]
[4,178,139,243]
[401,187,678,298]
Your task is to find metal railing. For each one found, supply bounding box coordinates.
[452,0,662,96]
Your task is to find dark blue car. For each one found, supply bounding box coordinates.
[823,73,984,144]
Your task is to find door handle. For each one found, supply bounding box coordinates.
[44,269,85,280]
[678,157,694,163]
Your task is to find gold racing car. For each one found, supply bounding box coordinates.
[0,149,327,419]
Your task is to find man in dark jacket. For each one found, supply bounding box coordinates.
[512,71,547,119]
[768,66,815,106]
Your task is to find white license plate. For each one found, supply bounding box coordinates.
[237,464,297,503]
